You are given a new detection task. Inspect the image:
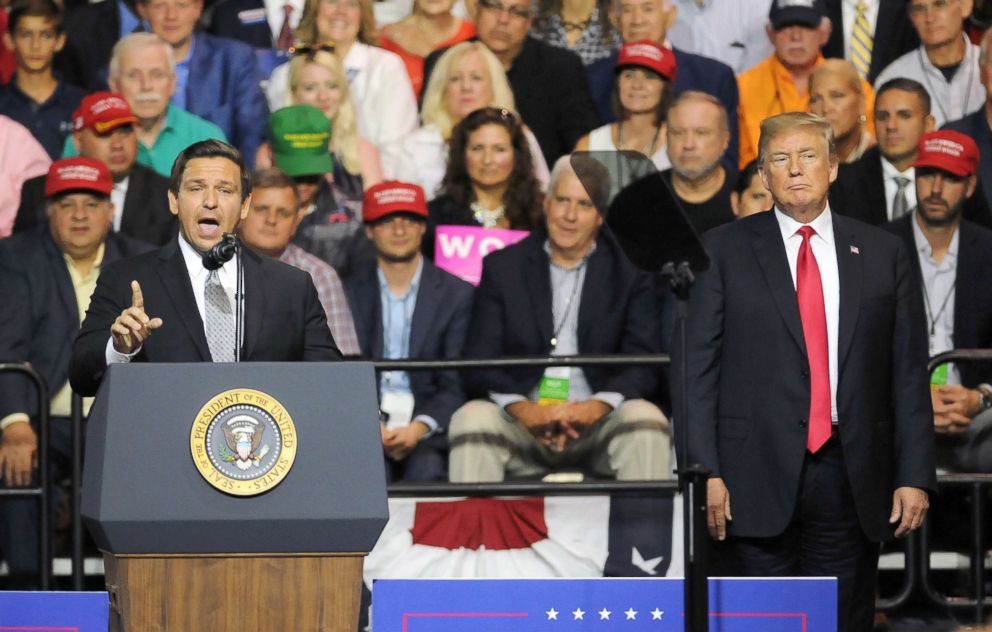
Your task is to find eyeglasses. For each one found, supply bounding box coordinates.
[289,42,336,57]
[477,0,533,20]
[908,0,956,18]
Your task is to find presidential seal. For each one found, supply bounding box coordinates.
[190,389,297,496]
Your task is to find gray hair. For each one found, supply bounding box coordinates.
[757,112,836,166]
[108,32,175,82]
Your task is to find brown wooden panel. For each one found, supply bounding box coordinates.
[105,553,364,631]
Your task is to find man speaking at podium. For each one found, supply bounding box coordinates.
[675,112,935,632]
[70,140,341,396]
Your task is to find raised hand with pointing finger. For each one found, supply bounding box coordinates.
[111,280,163,354]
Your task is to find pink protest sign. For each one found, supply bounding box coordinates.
[435,225,529,285]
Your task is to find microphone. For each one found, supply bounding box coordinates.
[202,233,239,271]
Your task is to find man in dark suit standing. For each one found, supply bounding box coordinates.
[447,157,671,482]
[0,157,151,586]
[674,111,935,632]
[822,0,919,84]
[69,139,340,397]
[884,130,992,472]
[831,77,992,228]
[15,92,176,246]
[346,182,473,481]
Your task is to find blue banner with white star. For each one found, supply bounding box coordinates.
[372,578,836,631]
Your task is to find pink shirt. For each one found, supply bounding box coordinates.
[0,115,51,236]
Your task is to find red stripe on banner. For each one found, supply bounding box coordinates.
[707,612,809,632]
[411,498,548,550]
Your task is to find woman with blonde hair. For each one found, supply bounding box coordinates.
[265,0,418,177]
[258,48,383,205]
[395,40,549,199]
[808,59,876,164]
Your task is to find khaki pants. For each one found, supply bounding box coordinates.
[448,399,672,482]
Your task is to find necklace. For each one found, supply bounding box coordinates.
[617,121,660,157]
[470,201,506,228]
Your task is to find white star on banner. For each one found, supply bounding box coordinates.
[651,608,664,620]
[547,608,558,620]
[599,608,611,620]
[573,608,585,620]
[625,608,637,620]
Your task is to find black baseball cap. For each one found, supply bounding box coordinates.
[769,0,826,30]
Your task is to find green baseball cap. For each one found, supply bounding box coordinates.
[267,105,333,177]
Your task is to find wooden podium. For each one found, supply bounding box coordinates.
[82,363,388,632]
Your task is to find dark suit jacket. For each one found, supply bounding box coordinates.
[830,146,992,228]
[822,0,919,84]
[14,164,177,246]
[423,36,600,167]
[55,0,124,91]
[587,47,740,171]
[673,210,936,542]
[69,239,341,396]
[464,228,661,400]
[186,33,269,166]
[345,258,473,436]
[884,215,992,386]
[0,228,152,420]
[943,108,992,214]
[208,0,273,48]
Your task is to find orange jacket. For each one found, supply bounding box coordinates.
[737,54,875,168]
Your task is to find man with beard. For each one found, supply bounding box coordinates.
[60,33,226,178]
[662,91,735,235]
[346,182,473,481]
[884,130,992,472]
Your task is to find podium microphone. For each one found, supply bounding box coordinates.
[202,233,239,271]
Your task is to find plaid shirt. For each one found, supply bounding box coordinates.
[280,243,362,356]
[531,6,621,66]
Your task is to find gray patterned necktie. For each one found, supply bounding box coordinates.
[205,270,235,362]
[892,176,911,219]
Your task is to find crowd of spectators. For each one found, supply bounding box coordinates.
[2,0,992,590]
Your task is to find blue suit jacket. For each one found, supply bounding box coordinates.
[186,32,269,165]
[0,229,152,420]
[464,228,661,400]
[944,109,992,214]
[345,258,473,437]
[588,47,740,172]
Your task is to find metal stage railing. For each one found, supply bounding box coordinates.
[11,351,992,626]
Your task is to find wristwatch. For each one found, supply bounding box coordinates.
[978,384,992,413]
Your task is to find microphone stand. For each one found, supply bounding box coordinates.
[234,239,243,362]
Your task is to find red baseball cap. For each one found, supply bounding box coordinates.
[73,92,138,133]
[913,131,979,178]
[615,41,676,82]
[363,181,428,223]
[45,158,114,197]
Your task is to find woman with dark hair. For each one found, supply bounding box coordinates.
[575,40,675,171]
[425,107,543,257]
[531,0,620,67]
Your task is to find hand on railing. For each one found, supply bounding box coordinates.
[0,422,38,487]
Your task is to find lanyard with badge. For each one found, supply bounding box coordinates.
[923,276,956,385]
[538,262,586,405]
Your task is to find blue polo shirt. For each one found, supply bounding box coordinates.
[0,77,86,159]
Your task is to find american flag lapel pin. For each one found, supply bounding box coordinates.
[850,245,860,255]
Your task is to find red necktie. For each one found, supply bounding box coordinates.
[276,3,294,50]
[796,225,832,453]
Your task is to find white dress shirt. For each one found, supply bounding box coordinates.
[264,0,304,41]
[911,210,960,384]
[881,156,916,222]
[105,235,240,364]
[110,176,128,232]
[841,0,880,65]
[775,206,841,423]
[667,0,774,74]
